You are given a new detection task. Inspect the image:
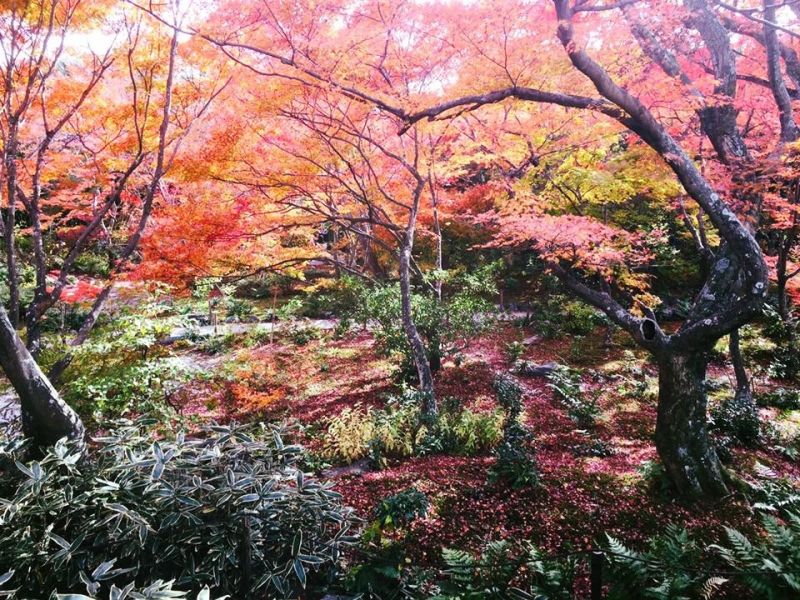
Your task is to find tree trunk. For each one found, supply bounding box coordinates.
[0,305,85,451]
[776,239,791,322]
[655,350,728,500]
[729,328,755,409]
[398,244,437,417]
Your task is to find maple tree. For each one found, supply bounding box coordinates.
[1,0,799,500]
[181,0,800,500]
[0,0,225,447]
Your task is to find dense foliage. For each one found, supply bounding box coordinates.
[0,421,357,599]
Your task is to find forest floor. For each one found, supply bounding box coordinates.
[167,318,800,565]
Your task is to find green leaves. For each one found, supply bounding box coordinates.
[0,421,356,599]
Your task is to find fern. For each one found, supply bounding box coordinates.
[711,511,800,599]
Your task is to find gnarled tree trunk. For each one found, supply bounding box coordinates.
[0,305,84,451]
[655,349,728,500]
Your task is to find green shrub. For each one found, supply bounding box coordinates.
[504,340,525,363]
[289,326,323,346]
[745,463,800,515]
[224,297,254,321]
[245,325,274,347]
[547,367,601,429]
[0,578,224,599]
[373,488,430,529]
[527,293,607,339]
[199,332,237,355]
[339,265,499,382]
[0,420,357,599]
[434,402,503,457]
[768,344,800,381]
[710,394,761,449]
[74,252,111,277]
[756,388,800,410]
[322,392,502,466]
[322,402,420,465]
[63,311,198,422]
[65,357,196,422]
[488,375,538,488]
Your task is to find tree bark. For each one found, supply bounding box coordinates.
[0,305,84,451]
[729,328,754,406]
[398,242,437,417]
[655,350,729,500]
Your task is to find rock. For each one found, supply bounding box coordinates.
[522,335,541,346]
[321,458,372,478]
[513,360,560,377]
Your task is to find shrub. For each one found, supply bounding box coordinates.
[547,367,601,429]
[710,394,761,449]
[289,326,323,346]
[199,332,237,355]
[527,293,607,339]
[768,344,800,381]
[0,420,357,599]
[373,487,430,529]
[504,340,525,363]
[63,311,198,422]
[224,297,254,321]
[488,375,538,488]
[321,403,420,465]
[756,388,800,410]
[321,392,502,466]
[0,578,223,600]
[66,357,196,423]
[745,463,800,515]
[339,265,499,382]
[434,403,503,456]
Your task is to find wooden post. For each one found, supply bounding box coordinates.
[591,549,603,600]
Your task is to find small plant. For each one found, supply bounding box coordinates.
[488,375,538,488]
[605,525,726,600]
[245,324,274,347]
[373,487,430,529]
[290,325,323,346]
[712,512,800,599]
[322,392,502,466]
[745,463,800,515]
[200,332,238,355]
[321,402,419,465]
[768,345,800,381]
[225,296,254,321]
[547,366,601,429]
[504,340,525,363]
[434,539,577,599]
[637,459,673,497]
[571,430,613,458]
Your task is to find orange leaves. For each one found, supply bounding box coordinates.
[227,382,285,414]
[483,210,654,290]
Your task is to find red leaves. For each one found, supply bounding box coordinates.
[482,210,654,289]
[47,277,103,304]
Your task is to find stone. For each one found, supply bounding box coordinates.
[513,360,560,377]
